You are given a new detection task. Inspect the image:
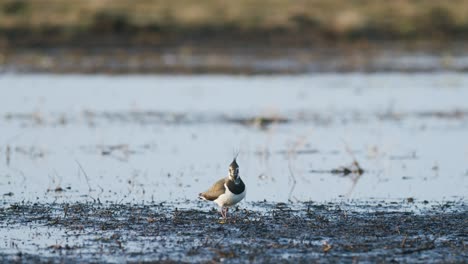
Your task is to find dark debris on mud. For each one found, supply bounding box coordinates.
[0,201,466,263]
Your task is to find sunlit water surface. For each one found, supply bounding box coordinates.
[0,73,467,204]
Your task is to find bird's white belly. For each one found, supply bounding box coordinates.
[214,184,246,207]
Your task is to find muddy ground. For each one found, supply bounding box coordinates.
[0,201,466,263]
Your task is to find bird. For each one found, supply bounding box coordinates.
[199,158,246,219]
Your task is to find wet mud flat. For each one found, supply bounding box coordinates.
[0,201,466,263]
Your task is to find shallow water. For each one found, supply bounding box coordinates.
[0,73,467,203]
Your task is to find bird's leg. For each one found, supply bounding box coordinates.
[220,207,225,219]
[220,207,228,219]
[225,207,229,219]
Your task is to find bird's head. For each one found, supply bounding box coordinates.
[228,158,240,183]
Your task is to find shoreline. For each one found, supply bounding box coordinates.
[2,41,468,74]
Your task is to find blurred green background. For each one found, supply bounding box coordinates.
[1,0,467,73]
[1,0,467,46]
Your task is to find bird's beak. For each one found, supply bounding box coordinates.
[229,173,236,181]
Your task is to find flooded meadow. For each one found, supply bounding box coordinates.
[0,73,467,262]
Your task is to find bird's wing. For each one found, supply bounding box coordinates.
[199,178,226,201]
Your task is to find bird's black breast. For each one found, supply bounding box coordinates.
[226,178,245,194]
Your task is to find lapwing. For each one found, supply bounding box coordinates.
[199,158,246,219]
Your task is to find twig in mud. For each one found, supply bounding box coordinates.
[75,159,92,192]
[309,141,365,198]
[202,237,211,247]
[324,140,365,177]
[330,164,363,176]
[63,204,69,218]
[172,208,181,223]
[286,131,313,201]
[401,235,408,248]
[213,248,236,258]
[115,239,124,250]
[47,169,65,193]
[213,236,226,247]
[401,243,435,254]
[311,163,364,176]
[287,160,297,202]
[322,241,332,253]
